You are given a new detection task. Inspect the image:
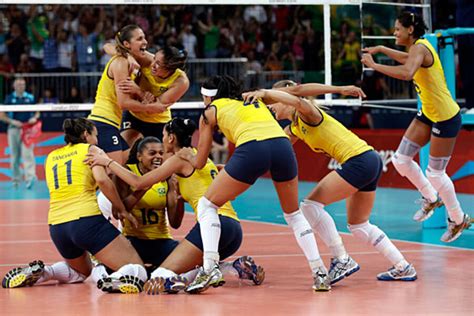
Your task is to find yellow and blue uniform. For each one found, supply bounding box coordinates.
[413,38,460,122]
[122,68,185,141]
[211,98,297,185]
[290,107,382,191]
[122,163,178,268]
[46,143,120,259]
[88,56,132,152]
[177,150,242,259]
[290,110,373,164]
[412,38,461,138]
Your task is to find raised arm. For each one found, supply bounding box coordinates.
[243,89,317,119]
[361,44,426,81]
[363,45,409,65]
[277,83,365,98]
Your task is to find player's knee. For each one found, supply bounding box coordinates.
[300,199,325,227]
[426,166,447,191]
[391,152,413,176]
[348,221,382,245]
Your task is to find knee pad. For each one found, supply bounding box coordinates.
[425,156,451,191]
[197,197,219,223]
[300,199,325,227]
[348,221,385,246]
[52,262,87,284]
[391,152,415,177]
[426,166,449,192]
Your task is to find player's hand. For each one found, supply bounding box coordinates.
[84,150,111,167]
[340,86,366,98]
[127,55,140,75]
[362,46,382,55]
[141,91,156,104]
[242,90,266,105]
[114,206,139,229]
[361,53,376,68]
[176,147,195,163]
[118,78,141,96]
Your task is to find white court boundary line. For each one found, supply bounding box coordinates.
[1,218,473,252]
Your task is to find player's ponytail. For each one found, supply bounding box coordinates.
[397,11,428,39]
[164,117,196,148]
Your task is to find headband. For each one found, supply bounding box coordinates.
[201,87,218,97]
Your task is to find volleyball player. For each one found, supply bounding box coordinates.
[2,118,147,294]
[175,75,331,293]
[86,118,265,294]
[88,25,165,165]
[361,11,471,242]
[243,82,417,282]
[103,42,190,143]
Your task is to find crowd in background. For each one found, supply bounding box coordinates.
[0,2,471,109]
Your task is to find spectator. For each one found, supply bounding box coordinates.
[5,23,27,70]
[179,24,197,58]
[0,77,39,189]
[16,53,33,73]
[57,28,74,72]
[39,87,59,104]
[27,5,49,72]
[63,86,83,104]
[42,22,60,72]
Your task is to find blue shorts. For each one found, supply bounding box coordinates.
[49,215,121,259]
[336,150,382,192]
[126,237,178,268]
[415,110,461,138]
[122,111,166,141]
[91,120,129,153]
[224,137,298,185]
[185,215,242,260]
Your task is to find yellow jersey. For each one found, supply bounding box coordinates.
[413,38,460,122]
[212,98,287,147]
[177,150,239,221]
[290,109,373,164]
[46,143,102,225]
[129,68,185,123]
[122,164,173,240]
[88,56,124,129]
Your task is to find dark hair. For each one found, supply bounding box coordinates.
[397,11,428,39]
[164,117,197,148]
[63,118,95,144]
[158,46,188,71]
[272,79,297,89]
[202,75,242,100]
[126,136,162,164]
[115,24,141,57]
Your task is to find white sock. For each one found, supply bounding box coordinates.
[110,264,147,283]
[180,268,200,282]
[91,264,108,283]
[427,168,464,224]
[349,222,405,266]
[197,197,221,271]
[300,199,348,260]
[284,210,324,274]
[150,267,177,279]
[392,153,437,202]
[37,262,87,284]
